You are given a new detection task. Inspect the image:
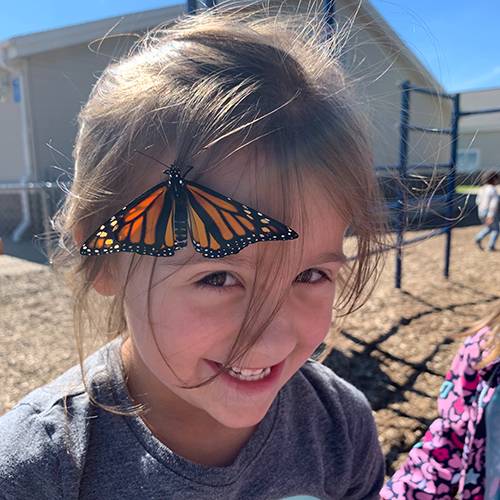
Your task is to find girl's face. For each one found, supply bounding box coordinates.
[114,161,347,430]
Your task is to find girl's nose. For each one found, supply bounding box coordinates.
[244,303,298,361]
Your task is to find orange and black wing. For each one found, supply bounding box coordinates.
[185,181,298,258]
[80,181,184,257]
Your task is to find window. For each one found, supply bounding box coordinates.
[457,149,480,171]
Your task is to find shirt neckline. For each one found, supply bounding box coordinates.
[103,337,282,487]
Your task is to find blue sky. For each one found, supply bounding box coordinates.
[0,1,498,92]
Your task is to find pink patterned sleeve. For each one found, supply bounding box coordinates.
[380,333,484,500]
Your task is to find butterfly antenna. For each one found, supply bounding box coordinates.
[133,149,170,169]
[134,149,194,178]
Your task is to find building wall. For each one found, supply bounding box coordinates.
[1,3,457,238]
[23,3,453,183]
[458,130,500,172]
[337,5,452,168]
[25,36,136,181]
[455,88,500,173]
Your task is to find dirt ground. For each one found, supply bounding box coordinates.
[1,225,499,477]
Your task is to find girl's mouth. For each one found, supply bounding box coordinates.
[205,359,285,392]
[222,365,272,381]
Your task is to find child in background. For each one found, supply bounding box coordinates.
[0,7,387,499]
[474,170,499,252]
[381,305,500,499]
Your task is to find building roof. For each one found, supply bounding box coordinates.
[356,1,443,92]
[0,1,441,91]
[459,87,500,133]
[0,4,184,60]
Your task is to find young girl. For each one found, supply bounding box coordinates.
[0,7,387,499]
[474,170,499,252]
[381,305,500,499]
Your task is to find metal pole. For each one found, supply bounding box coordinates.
[39,188,52,259]
[395,81,410,289]
[444,93,459,278]
[324,0,336,39]
[187,0,197,14]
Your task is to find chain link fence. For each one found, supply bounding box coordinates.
[0,182,63,260]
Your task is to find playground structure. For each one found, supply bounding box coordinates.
[1,0,500,289]
[390,82,500,288]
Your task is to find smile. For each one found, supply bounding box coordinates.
[209,360,279,383]
[225,366,272,381]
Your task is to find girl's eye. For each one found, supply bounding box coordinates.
[295,268,330,284]
[196,268,330,293]
[196,271,240,291]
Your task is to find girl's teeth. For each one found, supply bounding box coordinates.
[226,366,272,381]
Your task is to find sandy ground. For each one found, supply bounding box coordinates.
[0,226,499,477]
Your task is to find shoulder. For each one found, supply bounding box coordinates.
[296,359,373,418]
[0,401,63,498]
[441,328,495,401]
[283,359,377,443]
[0,340,120,498]
[285,361,384,498]
[481,184,495,193]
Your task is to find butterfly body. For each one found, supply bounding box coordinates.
[80,165,298,259]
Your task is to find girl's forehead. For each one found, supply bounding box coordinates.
[141,151,281,214]
[140,150,346,242]
[194,155,336,226]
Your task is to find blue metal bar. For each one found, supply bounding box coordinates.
[187,0,197,14]
[377,163,453,171]
[385,201,401,210]
[375,165,400,171]
[404,227,448,246]
[395,80,410,289]
[406,163,453,170]
[322,0,336,42]
[460,107,500,117]
[324,0,336,38]
[411,194,449,204]
[406,85,454,100]
[205,0,216,7]
[0,181,61,192]
[444,93,460,279]
[346,227,449,261]
[408,125,453,135]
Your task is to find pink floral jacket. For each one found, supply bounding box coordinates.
[380,327,500,499]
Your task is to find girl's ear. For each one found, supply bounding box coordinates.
[73,223,120,297]
[93,264,120,296]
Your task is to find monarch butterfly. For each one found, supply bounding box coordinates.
[80,163,299,259]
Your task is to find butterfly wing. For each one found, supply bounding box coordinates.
[80,181,185,257]
[185,181,298,258]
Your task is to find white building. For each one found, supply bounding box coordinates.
[0,1,450,235]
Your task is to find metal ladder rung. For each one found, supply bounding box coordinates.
[407,163,453,170]
[385,201,402,210]
[407,85,454,100]
[408,125,453,134]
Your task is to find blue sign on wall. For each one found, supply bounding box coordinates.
[12,77,21,103]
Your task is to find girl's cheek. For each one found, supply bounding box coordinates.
[295,286,337,344]
[187,289,246,316]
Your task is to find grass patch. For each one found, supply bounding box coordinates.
[456,185,479,194]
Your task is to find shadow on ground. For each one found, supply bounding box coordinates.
[324,285,500,475]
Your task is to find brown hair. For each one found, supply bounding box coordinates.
[51,4,388,415]
[481,170,499,185]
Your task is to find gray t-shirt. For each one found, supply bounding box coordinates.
[0,338,384,499]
